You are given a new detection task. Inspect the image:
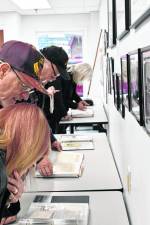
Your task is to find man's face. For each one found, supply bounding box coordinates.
[0,64,32,106]
[40,58,59,83]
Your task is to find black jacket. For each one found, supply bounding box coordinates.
[61,73,82,111]
[37,78,68,133]
[0,150,20,220]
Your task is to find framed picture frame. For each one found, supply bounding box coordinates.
[107,0,117,47]
[141,46,150,133]
[116,0,131,40]
[117,73,125,117]
[112,73,116,104]
[109,57,114,94]
[113,73,120,110]
[128,49,144,125]
[121,54,131,110]
[130,0,150,28]
[103,29,108,55]
[103,54,109,104]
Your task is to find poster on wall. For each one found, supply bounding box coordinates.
[141,46,150,133]
[36,32,83,64]
[116,0,130,40]
[128,49,144,125]
[121,54,130,110]
[130,0,150,28]
[107,0,117,47]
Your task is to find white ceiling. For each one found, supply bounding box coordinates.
[0,0,101,15]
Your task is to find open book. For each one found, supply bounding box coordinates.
[19,195,89,225]
[71,108,94,118]
[35,152,84,178]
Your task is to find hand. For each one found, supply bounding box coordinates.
[61,115,72,121]
[52,141,62,151]
[7,170,24,204]
[81,100,89,106]
[46,86,60,96]
[36,156,53,177]
[77,101,87,110]
[0,216,17,225]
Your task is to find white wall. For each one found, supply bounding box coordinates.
[98,1,150,225]
[20,13,99,64]
[0,11,99,64]
[0,12,21,41]
[0,11,99,97]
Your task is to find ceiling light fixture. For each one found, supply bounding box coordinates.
[11,0,51,10]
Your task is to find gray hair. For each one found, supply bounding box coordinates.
[68,63,93,83]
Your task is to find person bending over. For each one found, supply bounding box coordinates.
[0,103,51,224]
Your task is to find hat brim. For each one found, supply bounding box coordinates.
[19,74,48,95]
[56,65,70,80]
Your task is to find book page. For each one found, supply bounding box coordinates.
[35,152,84,178]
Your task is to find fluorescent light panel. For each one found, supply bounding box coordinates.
[11,0,51,10]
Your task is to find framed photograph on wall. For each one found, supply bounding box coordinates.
[128,49,144,125]
[107,0,117,47]
[121,54,131,110]
[141,46,150,133]
[113,73,120,110]
[116,0,131,40]
[107,57,114,94]
[109,57,114,94]
[116,73,125,117]
[103,29,108,55]
[130,0,150,28]
[112,73,116,104]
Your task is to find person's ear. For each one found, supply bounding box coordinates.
[0,63,11,79]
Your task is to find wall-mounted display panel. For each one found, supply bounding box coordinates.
[116,0,130,40]
[107,0,117,47]
[128,49,144,125]
[141,46,150,133]
[130,0,150,28]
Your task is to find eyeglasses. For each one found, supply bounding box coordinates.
[12,68,32,92]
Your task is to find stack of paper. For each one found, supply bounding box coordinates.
[35,151,84,178]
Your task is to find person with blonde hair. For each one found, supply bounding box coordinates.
[0,103,51,224]
[68,63,93,84]
[56,62,93,133]
[61,62,93,113]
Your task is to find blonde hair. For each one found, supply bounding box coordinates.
[0,103,50,176]
[68,63,93,83]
